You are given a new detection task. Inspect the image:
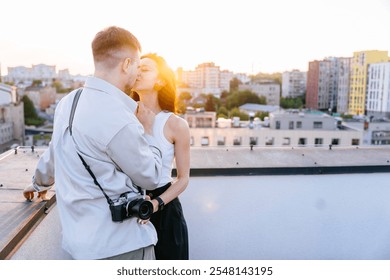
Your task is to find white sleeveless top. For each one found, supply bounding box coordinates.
[153,111,174,188]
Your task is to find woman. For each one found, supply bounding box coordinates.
[131,53,190,260]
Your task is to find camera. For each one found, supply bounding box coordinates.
[109,194,153,222]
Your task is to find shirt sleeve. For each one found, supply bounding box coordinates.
[107,123,162,190]
[34,142,55,187]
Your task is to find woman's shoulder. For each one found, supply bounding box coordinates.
[169,114,189,126]
[166,114,190,133]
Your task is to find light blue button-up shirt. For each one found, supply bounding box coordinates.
[34,76,162,259]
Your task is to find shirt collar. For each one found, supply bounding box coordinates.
[83,76,137,113]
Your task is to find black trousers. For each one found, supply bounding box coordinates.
[147,184,189,260]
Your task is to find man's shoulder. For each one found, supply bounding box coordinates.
[58,89,80,105]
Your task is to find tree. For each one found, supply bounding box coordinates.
[217,106,229,118]
[52,80,70,93]
[220,90,229,103]
[32,80,43,86]
[178,91,192,104]
[280,96,304,109]
[176,91,192,114]
[252,72,282,85]
[226,90,264,109]
[204,94,216,111]
[229,107,241,117]
[229,107,249,120]
[22,95,38,119]
[230,77,242,91]
[22,95,45,126]
[254,111,269,121]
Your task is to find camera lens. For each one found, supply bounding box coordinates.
[138,201,153,220]
[126,198,154,220]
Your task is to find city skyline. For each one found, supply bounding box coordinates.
[1,0,390,76]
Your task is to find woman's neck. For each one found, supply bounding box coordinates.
[139,93,161,114]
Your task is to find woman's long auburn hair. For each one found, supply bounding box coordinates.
[131,53,177,113]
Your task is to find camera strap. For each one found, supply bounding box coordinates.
[69,88,114,206]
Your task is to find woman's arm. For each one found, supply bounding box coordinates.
[151,115,190,212]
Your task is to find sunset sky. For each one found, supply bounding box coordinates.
[1,0,389,76]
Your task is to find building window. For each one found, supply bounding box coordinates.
[265,137,274,146]
[217,136,225,146]
[289,121,294,129]
[283,137,291,145]
[298,138,307,146]
[351,139,360,145]
[331,138,340,145]
[196,117,213,128]
[201,136,209,146]
[315,138,323,146]
[233,136,242,146]
[276,121,280,129]
[249,137,258,146]
[296,121,302,128]
[313,121,323,129]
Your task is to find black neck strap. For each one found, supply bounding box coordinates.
[69,88,114,206]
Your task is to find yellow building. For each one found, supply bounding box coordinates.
[348,50,389,115]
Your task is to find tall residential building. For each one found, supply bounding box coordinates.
[306,60,330,111]
[220,70,234,92]
[306,57,350,113]
[348,50,389,115]
[336,57,352,114]
[366,62,390,118]
[176,62,233,98]
[282,69,307,98]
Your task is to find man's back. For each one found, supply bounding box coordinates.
[46,77,160,259]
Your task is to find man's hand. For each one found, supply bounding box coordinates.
[136,101,155,135]
[23,185,49,201]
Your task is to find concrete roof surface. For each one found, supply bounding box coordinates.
[1,146,390,259]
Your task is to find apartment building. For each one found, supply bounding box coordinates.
[0,83,24,149]
[238,82,280,106]
[282,69,307,98]
[343,118,390,145]
[348,50,389,115]
[189,110,362,147]
[306,57,346,112]
[4,63,82,88]
[184,109,217,128]
[366,62,390,119]
[234,73,251,84]
[337,57,352,114]
[6,64,57,86]
[176,62,233,98]
[24,85,56,110]
[306,60,325,110]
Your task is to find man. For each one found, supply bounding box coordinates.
[23,26,162,260]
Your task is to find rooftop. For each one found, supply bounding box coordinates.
[1,146,390,259]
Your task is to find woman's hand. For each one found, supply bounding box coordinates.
[136,101,155,135]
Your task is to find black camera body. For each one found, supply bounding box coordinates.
[110,194,153,222]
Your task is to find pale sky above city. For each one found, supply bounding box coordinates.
[1,0,389,76]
